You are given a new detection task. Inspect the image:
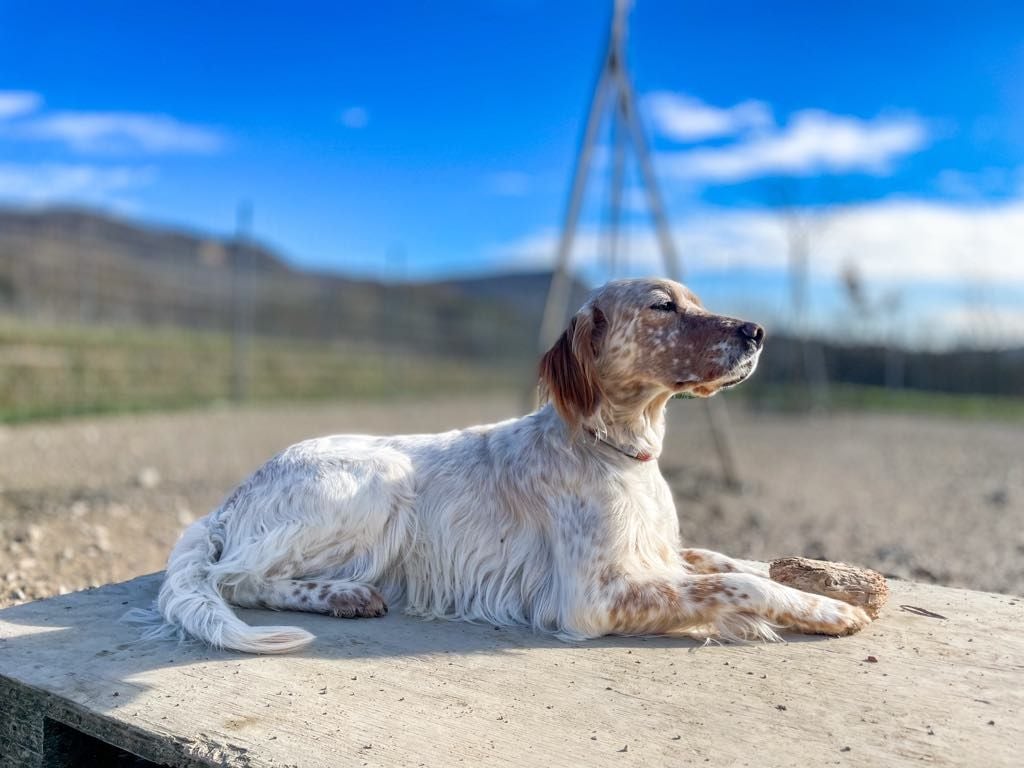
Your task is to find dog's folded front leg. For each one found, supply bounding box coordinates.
[589,572,870,640]
[680,547,770,578]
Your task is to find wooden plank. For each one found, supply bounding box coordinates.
[0,573,1020,767]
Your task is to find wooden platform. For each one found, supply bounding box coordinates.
[0,573,1020,767]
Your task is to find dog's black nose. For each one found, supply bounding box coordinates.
[738,322,765,347]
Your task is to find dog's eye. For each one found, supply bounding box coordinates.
[650,300,676,312]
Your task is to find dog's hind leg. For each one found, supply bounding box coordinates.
[209,441,418,609]
[232,579,388,618]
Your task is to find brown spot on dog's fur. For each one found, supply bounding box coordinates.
[687,576,726,602]
[681,551,704,567]
[605,578,682,634]
[681,550,738,574]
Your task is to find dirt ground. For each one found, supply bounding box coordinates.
[1,395,1022,609]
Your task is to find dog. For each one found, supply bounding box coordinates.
[148,277,870,653]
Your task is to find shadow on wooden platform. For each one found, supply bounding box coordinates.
[1,573,1020,767]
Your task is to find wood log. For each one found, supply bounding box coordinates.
[770,556,890,619]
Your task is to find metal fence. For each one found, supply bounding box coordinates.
[0,214,534,420]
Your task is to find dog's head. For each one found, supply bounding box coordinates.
[539,278,764,428]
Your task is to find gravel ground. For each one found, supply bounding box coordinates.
[1,395,1021,609]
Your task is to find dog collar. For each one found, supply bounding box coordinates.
[585,429,655,462]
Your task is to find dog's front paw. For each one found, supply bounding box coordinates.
[784,597,872,637]
[824,602,872,636]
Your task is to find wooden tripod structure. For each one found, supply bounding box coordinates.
[537,0,741,488]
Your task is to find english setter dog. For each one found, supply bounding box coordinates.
[151,278,870,653]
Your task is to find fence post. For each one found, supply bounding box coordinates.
[230,202,253,403]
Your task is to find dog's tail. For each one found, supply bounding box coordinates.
[132,517,315,654]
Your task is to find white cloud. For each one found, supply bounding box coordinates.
[340,106,369,129]
[493,198,1024,345]
[0,90,42,120]
[657,110,928,184]
[640,91,930,185]
[486,171,530,197]
[819,199,1024,284]
[11,112,225,154]
[645,92,773,142]
[0,163,157,203]
[492,198,1024,285]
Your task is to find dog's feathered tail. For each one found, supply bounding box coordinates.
[126,517,314,654]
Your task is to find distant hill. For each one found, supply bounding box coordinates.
[4,206,1019,398]
[0,206,583,361]
[432,271,591,319]
[0,206,289,274]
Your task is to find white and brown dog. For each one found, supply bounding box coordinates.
[148,277,870,653]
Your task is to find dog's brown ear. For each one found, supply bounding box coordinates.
[539,307,605,429]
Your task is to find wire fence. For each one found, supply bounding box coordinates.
[1,210,1021,422]
[0,218,535,420]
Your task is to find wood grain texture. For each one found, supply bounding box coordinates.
[0,573,1020,767]
[770,557,891,618]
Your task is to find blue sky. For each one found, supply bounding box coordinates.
[1,1,1023,345]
